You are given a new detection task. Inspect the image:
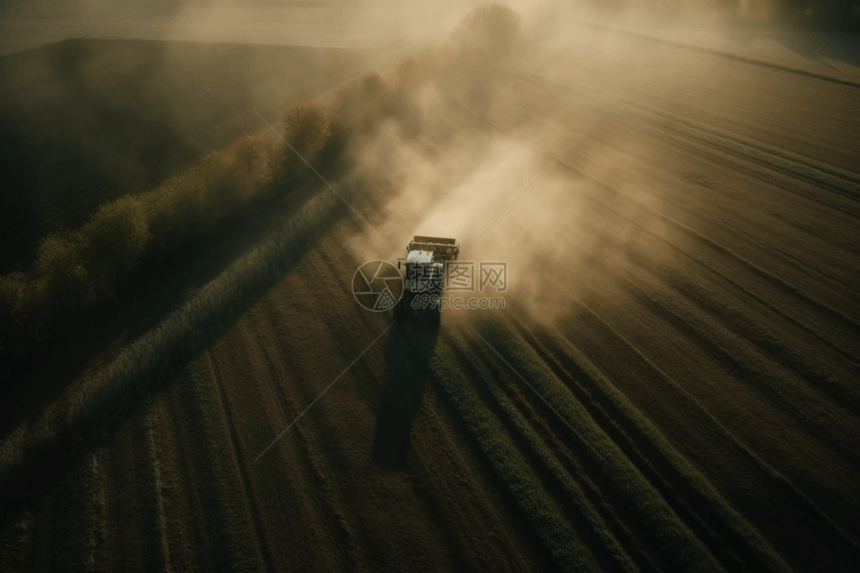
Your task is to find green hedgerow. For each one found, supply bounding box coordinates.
[81,196,151,296]
[282,101,331,170]
[0,44,426,357]
[142,163,209,242]
[326,73,394,151]
[24,231,95,347]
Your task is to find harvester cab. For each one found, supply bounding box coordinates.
[394,236,460,323]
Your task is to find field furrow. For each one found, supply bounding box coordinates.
[2,13,858,572]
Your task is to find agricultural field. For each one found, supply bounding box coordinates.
[1,3,859,572]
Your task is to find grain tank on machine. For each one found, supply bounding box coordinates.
[394,236,460,323]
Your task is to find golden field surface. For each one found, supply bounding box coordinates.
[1,5,858,572]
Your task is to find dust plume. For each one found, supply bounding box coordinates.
[337,0,859,321]
[338,3,678,320]
[3,0,856,335]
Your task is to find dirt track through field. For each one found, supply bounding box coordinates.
[2,23,860,572]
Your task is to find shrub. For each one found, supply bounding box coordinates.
[327,73,395,152]
[444,5,521,110]
[27,231,95,347]
[451,4,521,60]
[0,271,28,350]
[33,231,93,308]
[231,133,276,197]
[81,196,151,297]
[198,148,245,228]
[393,57,420,92]
[142,164,209,243]
[282,101,331,170]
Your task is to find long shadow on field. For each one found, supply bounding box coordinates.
[372,320,439,468]
[0,186,351,530]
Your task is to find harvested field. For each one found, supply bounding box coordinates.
[1,6,859,573]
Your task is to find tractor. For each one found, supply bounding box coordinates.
[394,236,460,323]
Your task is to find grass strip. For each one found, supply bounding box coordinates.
[477,318,729,573]
[521,317,793,573]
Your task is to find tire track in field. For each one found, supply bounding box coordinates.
[646,128,860,260]
[487,72,860,308]
[454,333,663,573]
[573,233,860,459]
[454,323,732,573]
[518,317,794,573]
[558,108,860,282]
[555,164,860,364]
[621,116,860,293]
[152,389,228,573]
[584,113,860,304]
[545,288,860,570]
[286,414,357,573]
[106,421,143,572]
[447,326,640,573]
[614,267,860,468]
[606,104,860,208]
[244,240,391,572]
[478,92,860,354]
[144,411,172,573]
[501,58,860,228]
[621,251,860,423]
[646,107,860,196]
[571,207,859,396]
[169,365,240,572]
[654,128,860,224]
[641,259,860,409]
[615,103,860,200]
[555,158,860,348]
[561,62,860,190]
[160,373,213,573]
[51,450,110,573]
[593,113,860,275]
[251,330,357,573]
[205,349,276,573]
[407,386,551,573]
[503,316,758,572]
[501,66,860,217]
[427,339,603,573]
[3,436,112,573]
[102,407,169,573]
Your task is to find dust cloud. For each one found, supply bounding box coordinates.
[330,0,858,318]
[336,2,693,318]
[3,0,854,309]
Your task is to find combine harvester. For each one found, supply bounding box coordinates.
[395,236,460,324]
